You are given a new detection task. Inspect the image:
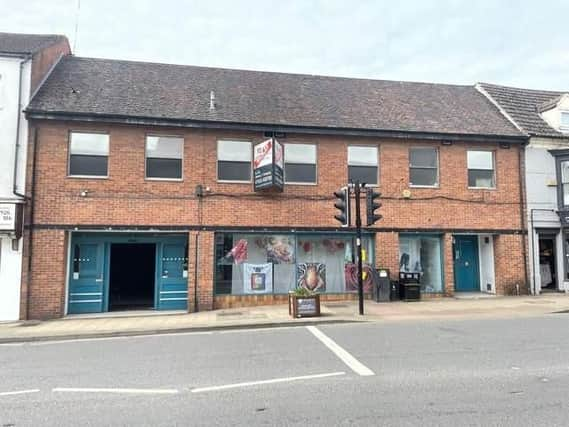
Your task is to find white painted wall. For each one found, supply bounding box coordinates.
[0,55,31,321]
[525,137,569,294]
[478,235,495,293]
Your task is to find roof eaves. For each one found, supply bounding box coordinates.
[25,109,527,143]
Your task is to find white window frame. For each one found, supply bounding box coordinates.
[144,135,184,181]
[467,149,496,190]
[560,111,569,131]
[67,131,110,179]
[347,145,379,187]
[409,147,439,188]
[284,143,318,185]
[216,139,253,183]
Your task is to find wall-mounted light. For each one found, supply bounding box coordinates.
[500,142,511,149]
[441,140,453,146]
[80,190,89,197]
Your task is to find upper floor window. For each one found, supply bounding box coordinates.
[409,147,438,187]
[467,150,495,188]
[217,140,252,182]
[69,132,109,177]
[561,112,569,130]
[284,143,317,184]
[348,146,378,185]
[146,136,183,179]
[561,161,569,206]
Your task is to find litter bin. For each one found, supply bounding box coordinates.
[373,268,391,302]
[390,281,400,301]
[398,272,421,301]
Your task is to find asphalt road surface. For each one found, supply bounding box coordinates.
[1,314,569,426]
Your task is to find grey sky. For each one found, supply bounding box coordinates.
[1,0,567,90]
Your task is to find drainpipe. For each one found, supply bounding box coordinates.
[13,55,32,199]
[25,126,39,320]
[518,143,530,296]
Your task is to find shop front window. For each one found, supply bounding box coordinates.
[214,233,374,295]
[399,235,443,293]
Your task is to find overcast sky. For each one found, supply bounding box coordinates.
[1,0,567,90]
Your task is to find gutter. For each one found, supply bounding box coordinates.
[13,54,32,200]
[24,110,527,144]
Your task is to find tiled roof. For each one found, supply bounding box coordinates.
[0,32,67,55]
[478,83,566,137]
[27,56,524,138]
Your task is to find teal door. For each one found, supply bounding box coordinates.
[68,242,106,314]
[454,236,480,292]
[156,242,189,310]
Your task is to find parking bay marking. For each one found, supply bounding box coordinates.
[52,387,179,395]
[306,326,375,376]
[0,389,40,397]
[191,371,346,393]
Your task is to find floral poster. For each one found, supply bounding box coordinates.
[263,236,295,264]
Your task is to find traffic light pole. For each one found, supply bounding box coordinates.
[354,181,364,316]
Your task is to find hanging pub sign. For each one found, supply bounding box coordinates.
[253,138,284,192]
[0,203,23,238]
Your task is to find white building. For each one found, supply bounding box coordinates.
[478,83,569,295]
[0,33,69,321]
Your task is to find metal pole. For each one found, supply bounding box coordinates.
[354,181,364,315]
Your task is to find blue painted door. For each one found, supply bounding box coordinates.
[454,236,480,292]
[68,242,106,313]
[156,242,188,310]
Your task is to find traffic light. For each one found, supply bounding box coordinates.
[333,187,350,227]
[366,189,382,226]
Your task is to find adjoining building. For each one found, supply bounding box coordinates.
[0,32,70,321]
[478,83,569,295]
[22,56,528,319]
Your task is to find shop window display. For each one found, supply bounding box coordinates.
[399,235,443,293]
[215,233,374,295]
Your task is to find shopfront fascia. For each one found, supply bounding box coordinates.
[214,231,375,298]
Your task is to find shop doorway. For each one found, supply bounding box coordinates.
[109,243,156,311]
[538,237,556,291]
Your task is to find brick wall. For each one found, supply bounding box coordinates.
[30,39,71,94]
[23,120,527,318]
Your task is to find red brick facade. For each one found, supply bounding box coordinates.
[21,121,528,319]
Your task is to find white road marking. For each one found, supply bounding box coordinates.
[0,389,40,396]
[52,387,179,395]
[191,371,346,393]
[306,326,375,376]
[17,331,214,346]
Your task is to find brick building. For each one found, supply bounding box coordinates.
[22,56,528,319]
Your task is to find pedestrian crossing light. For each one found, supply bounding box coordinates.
[333,187,350,227]
[366,189,382,226]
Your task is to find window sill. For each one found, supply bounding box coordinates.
[285,182,318,186]
[410,184,440,189]
[67,175,109,180]
[468,186,496,190]
[217,180,252,184]
[145,177,183,182]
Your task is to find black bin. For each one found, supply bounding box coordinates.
[398,272,421,302]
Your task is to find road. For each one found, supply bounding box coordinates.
[1,314,569,426]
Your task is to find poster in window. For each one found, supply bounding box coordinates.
[224,239,248,264]
[243,263,273,294]
[297,263,326,292]
[263,236,295,264]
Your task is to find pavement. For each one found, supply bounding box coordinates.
[1,294,569,343]
[2,316,569,426]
